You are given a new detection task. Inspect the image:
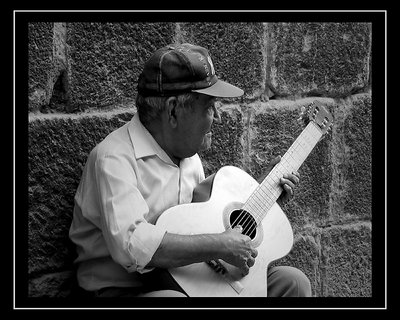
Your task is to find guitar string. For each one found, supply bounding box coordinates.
[229,123,321,237]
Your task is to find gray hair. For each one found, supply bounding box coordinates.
[136,93,197,126]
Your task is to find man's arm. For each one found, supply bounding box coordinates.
[148,227,257,275]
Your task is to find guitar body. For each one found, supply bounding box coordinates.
[156,166,294,297]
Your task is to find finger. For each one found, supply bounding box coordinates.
[258,155,282,183]
[247,257,255,268]
[251,248,258,258]
[289,172,300,184]
[241,264,250,276]
[269,155,281,168]
[282,173,299,185]
[283,183,294,197]
[233,225,243,233]
[278,184,293,205]
[280,177,296,190]
[265,155,281,172]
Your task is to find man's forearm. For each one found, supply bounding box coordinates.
[147,232,225,269]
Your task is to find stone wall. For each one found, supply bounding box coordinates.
[27,21,373,300]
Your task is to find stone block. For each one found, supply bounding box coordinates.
[28,23,69,113]
[179,22,266,98]
[28,22,54,112]
[329,94,372,222]
[268,22,371,97]
[29,271,74,298]
[67,22,175,110]
[320,223,372,297]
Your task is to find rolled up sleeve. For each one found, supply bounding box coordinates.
[95,154,167,273]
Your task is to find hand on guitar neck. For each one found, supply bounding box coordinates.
[257,155,301,207]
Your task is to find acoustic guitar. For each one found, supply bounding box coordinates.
[156,101,333,297]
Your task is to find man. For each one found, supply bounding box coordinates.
[69,43,311,298]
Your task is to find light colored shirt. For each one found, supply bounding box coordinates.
[69,113,205,291]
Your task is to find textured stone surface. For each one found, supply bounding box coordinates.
[329,94,372,222]
[320,223,372,297]
[28,22,54,112]
[273,222,372,297]
[268,22,371,97]
[29,271,74,298]
[67,22,175,110]
[28,22,372,111]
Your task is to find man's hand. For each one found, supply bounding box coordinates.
[278,170,300,205]
[219,226,258,276]
[259,155,300,206]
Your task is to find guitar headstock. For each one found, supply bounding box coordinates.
[298,101,334,135]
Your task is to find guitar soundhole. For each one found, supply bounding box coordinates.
[229,209,257,240]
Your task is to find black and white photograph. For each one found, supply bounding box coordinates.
[13,9,387,311]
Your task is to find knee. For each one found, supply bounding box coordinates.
[162,290,188,297]
[291,268,312,297]
[268,266,312,297]
[139,290,188,297]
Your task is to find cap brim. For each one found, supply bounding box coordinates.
[192,79,244,98]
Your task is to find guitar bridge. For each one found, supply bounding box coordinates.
[206,260,244,294]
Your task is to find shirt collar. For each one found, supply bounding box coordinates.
[128,113,176,166]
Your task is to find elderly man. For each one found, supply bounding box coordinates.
[69,43,311,298]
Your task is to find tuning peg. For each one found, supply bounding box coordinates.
[297,116,303,123]
[297,106,305,123]
[324,125,333,135]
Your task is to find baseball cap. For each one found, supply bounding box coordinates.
[137,43,244,98]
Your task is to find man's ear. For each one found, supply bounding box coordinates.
[165,96,178,128]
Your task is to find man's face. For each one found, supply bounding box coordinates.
[174,93,219,159]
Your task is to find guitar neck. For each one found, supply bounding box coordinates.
[242,121,323,224]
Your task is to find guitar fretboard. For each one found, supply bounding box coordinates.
[242,121,322,225]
